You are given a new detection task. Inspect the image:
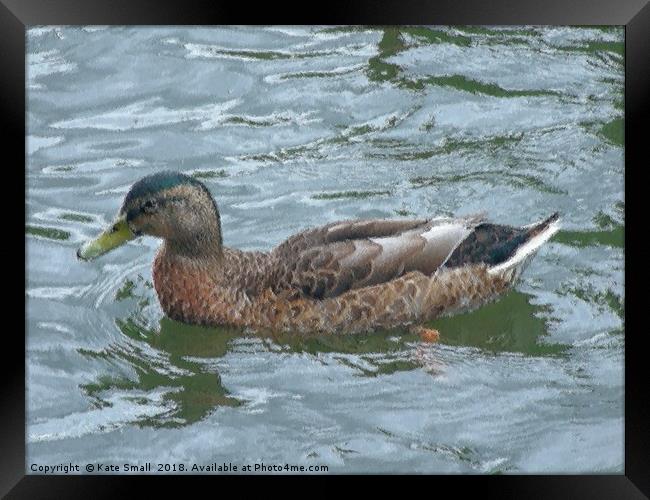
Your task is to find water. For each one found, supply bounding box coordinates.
[26,26,624,473]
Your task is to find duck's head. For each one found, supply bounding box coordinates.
[77,171,222,261]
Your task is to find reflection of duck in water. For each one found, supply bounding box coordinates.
[78,171,560,336]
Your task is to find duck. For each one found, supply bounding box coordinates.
[77,171,560,336]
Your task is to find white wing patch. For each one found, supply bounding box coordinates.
[420,222,471,245]
[368,222,473,276]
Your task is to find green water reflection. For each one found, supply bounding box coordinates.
[429,291,568,356]
[80,277,566,428]
[80,317,243,428]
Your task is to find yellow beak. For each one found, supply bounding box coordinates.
[77,215,135,261]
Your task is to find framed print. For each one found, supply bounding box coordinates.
[4,0,649,497]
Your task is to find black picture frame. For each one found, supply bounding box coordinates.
[5,0,648,497]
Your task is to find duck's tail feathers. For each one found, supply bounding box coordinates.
[488,212,561,278]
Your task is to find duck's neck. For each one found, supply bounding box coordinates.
[164,234,223,261]
[163,212,224,261]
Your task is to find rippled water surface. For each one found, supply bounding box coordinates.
[26,26,624,473]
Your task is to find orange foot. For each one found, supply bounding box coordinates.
[410,325,440,343]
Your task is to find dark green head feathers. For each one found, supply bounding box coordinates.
[121,171,203,214]
[121,170,220,225]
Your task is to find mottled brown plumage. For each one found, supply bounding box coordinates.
[78,171,561,335]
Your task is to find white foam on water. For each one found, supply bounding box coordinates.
[51,98,241,131]
[28,389,172,443]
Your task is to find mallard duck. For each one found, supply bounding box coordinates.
[77,171,560,335]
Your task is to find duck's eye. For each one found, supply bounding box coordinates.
[111,224,119,233]
[142,200,156,213]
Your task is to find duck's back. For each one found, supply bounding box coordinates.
[268,215,486,300]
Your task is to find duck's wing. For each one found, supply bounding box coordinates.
[271,214,485,299]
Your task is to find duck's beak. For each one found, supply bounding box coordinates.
[77,215,134,261]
